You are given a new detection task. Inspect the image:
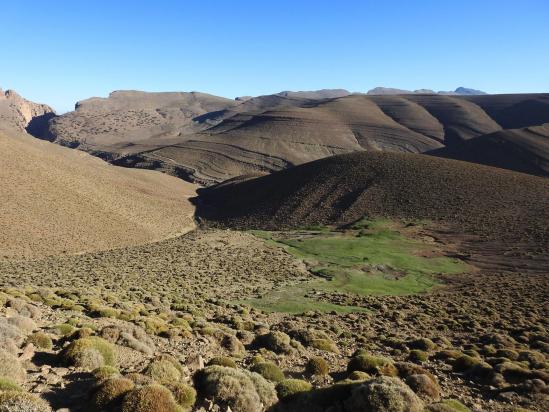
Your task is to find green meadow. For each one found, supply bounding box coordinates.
[245,219,467,314]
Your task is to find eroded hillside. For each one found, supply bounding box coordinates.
[45,91,549,183]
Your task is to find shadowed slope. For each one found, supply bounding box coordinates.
[0,130,197,260]
[429,123,549,176]
[464,93,549,129]
[196,151,549,249]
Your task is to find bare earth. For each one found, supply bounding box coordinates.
[0,130,197,259]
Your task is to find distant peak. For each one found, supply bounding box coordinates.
[454,87,487,95]
[276,89,350,99]
[368,86,487,95]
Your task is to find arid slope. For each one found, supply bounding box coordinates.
[46,91,549,183]
[0,130,197,259]
[46,90,239,155]
[196,151,549,246]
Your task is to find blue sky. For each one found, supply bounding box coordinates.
[1,0,548,113]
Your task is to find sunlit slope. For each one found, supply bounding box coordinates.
[0,130,197,259]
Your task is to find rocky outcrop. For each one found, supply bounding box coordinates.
[0,88,56,136]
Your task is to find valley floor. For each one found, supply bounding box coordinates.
[0,224,547,411]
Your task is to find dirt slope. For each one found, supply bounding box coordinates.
[196,151,549,249]
[0,130,197,260]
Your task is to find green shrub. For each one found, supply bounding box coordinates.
[170,318,191,329]
[495,349,519,361]
[347,370,371,381]
[122,384,180,412]
[0,391,52,411]
[144,355,184,384]
[167,383,196,410]
[125,373,155,386]
[396,362,437,384]
[452,355,484,373]
[62,337,116,370]
[408,350,428,363]
[344,376,424,412]
[141,317,170,336]
[91,377,134,411]
[72,327,94,339]
[434,350,462,362]
[208,356,237,368]
[0,351,26,382]
[0,318,22,343]
[258,331,293,354]
[495,362,534,384]
[276,378,312,399]
[0,377,22,392]
[194,365,277,412]
[518,350,545,368]
[251,362,285,382]
[51,323,76,337]
[310,338,339,353]
[119,330,154,356]
[425,399,471,411]
[93,306,120,319]
[408,338,436,352]
[250,354,266,365]
[92,365,120,381]
[348,354,397,376]
[481,345,498,356]
[7,316,36,333]
[306,356,330,376]
[221,334,246,357]
[100,325,121,343]
[26,332,53,350]
[462,349,479,358]
[406,374,441,401]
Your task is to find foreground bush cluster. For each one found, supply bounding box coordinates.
[0,262,547,411]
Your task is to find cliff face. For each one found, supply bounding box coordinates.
[0,88,56,135]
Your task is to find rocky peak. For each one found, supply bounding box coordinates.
[0,87,56,136]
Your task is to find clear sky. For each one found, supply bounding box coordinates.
[1,0,548,113]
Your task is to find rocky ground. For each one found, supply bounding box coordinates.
[0,227,547,411]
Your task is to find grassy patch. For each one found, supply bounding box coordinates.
[246,220,467,313]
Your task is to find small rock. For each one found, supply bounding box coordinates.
[19,343,35,361]
[186,354,205,370]
[32,384,48,393]
[53,367,69,375]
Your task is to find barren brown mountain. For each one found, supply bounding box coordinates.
[44,91,549,183]
[0,129,197,260]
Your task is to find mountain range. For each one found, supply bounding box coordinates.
[2,85,548,184]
